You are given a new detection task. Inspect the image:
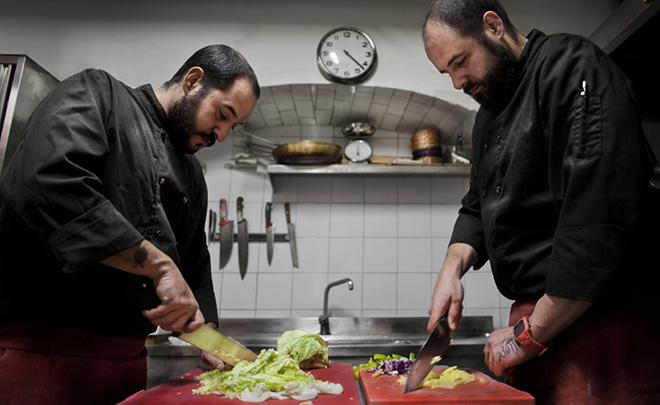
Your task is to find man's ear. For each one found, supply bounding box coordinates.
[483,11,505,40]
[182,67,204,95]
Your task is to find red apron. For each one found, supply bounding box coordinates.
[507,285,660,405]
[0,323,147,405]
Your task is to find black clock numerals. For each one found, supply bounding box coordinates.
[318,27,376,84]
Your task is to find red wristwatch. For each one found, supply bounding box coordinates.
[513,316,548,356]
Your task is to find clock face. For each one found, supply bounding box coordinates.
[317,26,377,85]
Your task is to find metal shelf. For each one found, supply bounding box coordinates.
[266,163,471,177]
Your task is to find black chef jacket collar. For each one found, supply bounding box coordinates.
[134,84,177,140]
[517,29,546,76]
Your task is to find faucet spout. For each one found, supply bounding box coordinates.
[319,278,354,335]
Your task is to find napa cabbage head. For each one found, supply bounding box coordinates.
[277,329,329,369]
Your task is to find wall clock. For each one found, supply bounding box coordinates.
[317,26,377,85]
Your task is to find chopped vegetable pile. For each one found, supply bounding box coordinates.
[353,353,416,379]
[194,348,342,402]
[193,330,338,402]
[398,366,476,389]
[368,357,413,376]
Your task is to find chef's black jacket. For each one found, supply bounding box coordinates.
[450,30,659,302]
[0,69,218,337]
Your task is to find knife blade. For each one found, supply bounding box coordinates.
[265,202,274,265]
[176,324,258,366]
[207,209,213,244]
[284,202,299,268]
[237,196,248,279]
[403,315,451,393]
[219,199,233,270]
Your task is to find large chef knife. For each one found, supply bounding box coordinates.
[265,202,274,265]
[403,315,451,393]
[218,199,233,270]
[284,202,299,268]
[176,324,257,366]
[237,196,248,279]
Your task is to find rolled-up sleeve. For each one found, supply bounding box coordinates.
[0,70,144,274]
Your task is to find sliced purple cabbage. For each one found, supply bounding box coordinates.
[367,358,413,375]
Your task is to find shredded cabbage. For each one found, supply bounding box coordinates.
[193,348,342,402]
[367,357,413,376]
[353,353,416,379]
[421,366,476,389]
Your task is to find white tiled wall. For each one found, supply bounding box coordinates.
[197,84,513,329]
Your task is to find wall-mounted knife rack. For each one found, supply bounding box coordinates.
[209,232,292,243]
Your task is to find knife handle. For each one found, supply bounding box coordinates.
[220,198,227,219]
[284,202,291,224]
[237,196,244,219]
[265,202,272,225]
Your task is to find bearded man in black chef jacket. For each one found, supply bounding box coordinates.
[0,44,259,405]
[423,1,660,403]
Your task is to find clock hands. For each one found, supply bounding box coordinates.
[343,49,365,70]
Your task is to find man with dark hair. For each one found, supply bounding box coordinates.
[0,44,259,405]
[423,0,660,403]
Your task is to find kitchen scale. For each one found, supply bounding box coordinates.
[342,122,375,164]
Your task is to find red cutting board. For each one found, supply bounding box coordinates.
[359,368,535,404]
[118,363,359,404]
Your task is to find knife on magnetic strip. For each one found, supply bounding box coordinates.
[237,196,248,279]
[403,315,451,393]
[284,202,299,268]
[218,198,233,270]
[176,324,258,366]
[265,202,274,265]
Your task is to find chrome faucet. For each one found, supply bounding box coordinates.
[319,278,354,335]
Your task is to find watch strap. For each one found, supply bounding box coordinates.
[514,316,548,356]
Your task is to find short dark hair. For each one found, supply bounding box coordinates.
[165,44,260,99]
[423,0,518,40]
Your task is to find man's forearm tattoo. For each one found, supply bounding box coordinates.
[498,337,520,362]
[133,246,148,268]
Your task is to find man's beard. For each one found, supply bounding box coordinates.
[464,36,518,110]
[169,88,215,154]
